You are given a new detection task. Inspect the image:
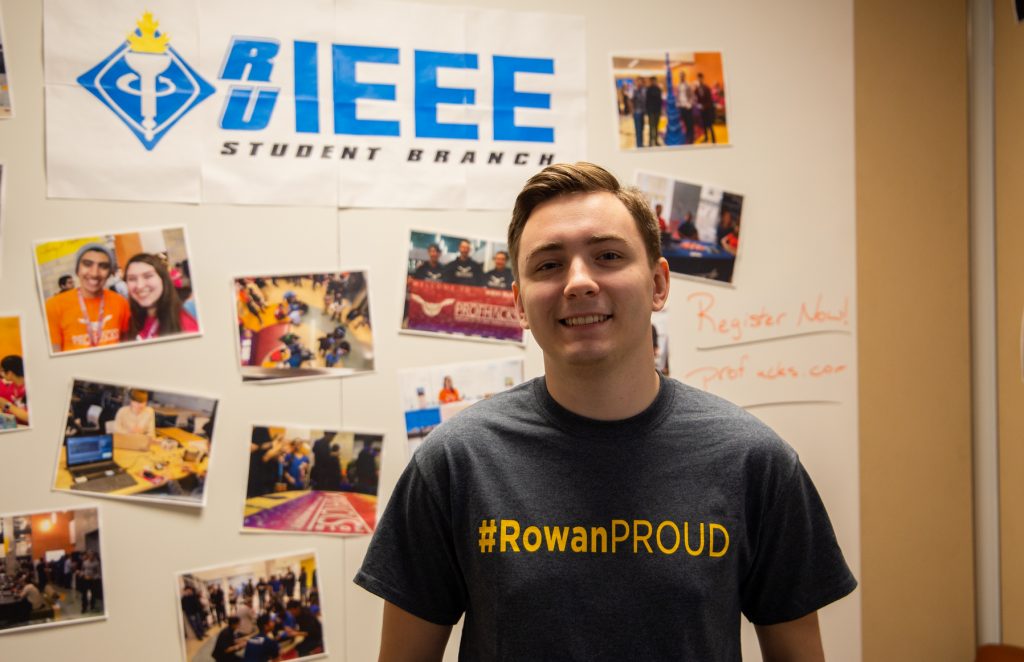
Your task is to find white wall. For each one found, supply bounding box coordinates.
[0,0,859,660]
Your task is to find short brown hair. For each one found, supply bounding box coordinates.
[507,162,661,279]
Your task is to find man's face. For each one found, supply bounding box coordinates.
[513,192,669,373]
[494,252,507,270]
[427,246,440,263]
[76,250,112,297]
[459,241,471,259]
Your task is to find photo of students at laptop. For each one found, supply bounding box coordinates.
[34,227,200,356]
[53,379,218,507]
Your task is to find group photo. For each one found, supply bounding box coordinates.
[34,227,200,355]
[402,230,521,344]
[613,51,728,150]
[53,379,218,506]
[176,552,324,662]
[244,426,382,536]
[235,272,374,382]
[0,507,104,635]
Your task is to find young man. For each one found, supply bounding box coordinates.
[355,163,856,661]
[482,251,514,290]
[412,243,445,281]
[441,239,484,286]
[44,243,130,352]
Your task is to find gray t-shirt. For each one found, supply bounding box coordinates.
[355,376,856,661]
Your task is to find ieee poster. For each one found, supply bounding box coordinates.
[43,0,586,209]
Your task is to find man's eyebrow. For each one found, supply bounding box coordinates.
[524,234,629,262]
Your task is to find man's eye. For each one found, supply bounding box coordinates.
[535,261,558,272]
[598,251,622,260]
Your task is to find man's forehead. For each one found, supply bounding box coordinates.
[523,191,634,239]
[79,250,110,264]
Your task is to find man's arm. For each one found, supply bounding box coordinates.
[754,611,825,662]
[379,601,452,662]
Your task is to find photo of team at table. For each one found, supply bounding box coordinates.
[53,379,217,506]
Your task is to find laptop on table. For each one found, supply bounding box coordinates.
[65,434,136,492]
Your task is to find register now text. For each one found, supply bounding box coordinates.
[478,519,730,557]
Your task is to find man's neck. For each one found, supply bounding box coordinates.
[543,354,661,421]
[78,287,103,299]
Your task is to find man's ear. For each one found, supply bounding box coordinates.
[512,281,530,330]
[652,258,670,312]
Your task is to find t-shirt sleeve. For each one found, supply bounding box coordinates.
[353,451,466,625]
[740,460,857,625]
[45,296,63,349]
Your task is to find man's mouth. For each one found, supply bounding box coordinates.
[560,314,611,327]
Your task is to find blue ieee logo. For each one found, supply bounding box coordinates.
[77,13,214,151]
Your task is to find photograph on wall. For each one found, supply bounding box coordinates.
[53,378,218,507]
[635,170,744,284]
[175,550,325,662]
[235,272,373,383]
[402,230,521,344]
[0,506,105,635]
[653,307,670,377]
[612,51,728,150]
[0,9,12,119]
[0,315,29,431]
[399,357,525,456]
[34,227,200,356]
[243,426,382,536]
[0,163,5,274]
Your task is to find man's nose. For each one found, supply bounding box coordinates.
[563,258,598,298]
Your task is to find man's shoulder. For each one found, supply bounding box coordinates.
[101,289,130,309]
[46,288,76,308]
[663,378,798,464]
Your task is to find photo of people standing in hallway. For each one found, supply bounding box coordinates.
[635,170,745,284]
[234,272,373,382]
[175,551,324,662]
[34,227,200,355]
[0,315,29,432]
[401,230,522,344]
[243,426,382,536]
[612,51,728,150]
[54,379,218,507]
[0,506,105,634]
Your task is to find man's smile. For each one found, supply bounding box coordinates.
[559,314,611,327]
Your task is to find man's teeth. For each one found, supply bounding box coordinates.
[563,315,608,327]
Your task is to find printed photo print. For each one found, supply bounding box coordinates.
[635,170,744,284]
[0,10,11,119]
[175,551,325,662]
[0,316,29,431]
[34,227,200,355]
[0,506,105,635]
[53,379,218,507]
[235,272,373,382]
[399,358,524,456]
[612,51,728,150]
[402,230,521,344]
[653,307,669,377]
[244,426,382,536]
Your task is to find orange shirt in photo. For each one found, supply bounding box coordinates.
[45,289,131,352]
[438,387,461,404]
